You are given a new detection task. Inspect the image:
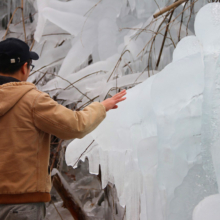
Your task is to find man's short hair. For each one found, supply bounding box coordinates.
[0,54,31,75]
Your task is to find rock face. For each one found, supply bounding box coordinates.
[46,158,125,220]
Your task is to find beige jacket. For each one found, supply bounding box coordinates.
[0,82,106,204]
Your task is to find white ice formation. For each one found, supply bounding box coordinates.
[28,0,207,108]
[4,0,216,219]
[193,194,220,220]
[65,3,220,220]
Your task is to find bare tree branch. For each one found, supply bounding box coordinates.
[153,0,188,18]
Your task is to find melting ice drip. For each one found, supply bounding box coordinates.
[66,3,220,220]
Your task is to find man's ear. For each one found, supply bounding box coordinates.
[21,62,28,75]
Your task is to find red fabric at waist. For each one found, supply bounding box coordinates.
[0,192,51,204]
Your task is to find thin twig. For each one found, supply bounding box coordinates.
[21,0,27,42]
[63,71,107,91]
[14,12,37,25]
[42,33,71,37]
[132,9,172,43]
[50,140,64,171]
[84,0,103,16]
[146,11,171,76]
[40,40,46,56]
[29,57,65,76]
[122,207,126,220]
[104,83,141,100]
[153,0,161,11]
[35,71,48,85]
[51,200,64,220]
[73,140,95,167]
[153,0,188,18]
[54,74,93,101]
[178,0,189,41]
[76,96,99,110]
[3,7,22,40]
[107,50,131,82]
[30,39,35,51]
[167,29,176,48]
[80,0,103,46]
[186,0,194,36]
[156,9,175,69]
[138,0,198,58]
[120,27,176,41]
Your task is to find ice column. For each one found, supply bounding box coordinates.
[195,3,220,190]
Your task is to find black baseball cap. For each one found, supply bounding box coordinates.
[0,38,39,67]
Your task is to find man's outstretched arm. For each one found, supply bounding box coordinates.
[32,90,126,140]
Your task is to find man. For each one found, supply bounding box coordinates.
[0,38,126,220]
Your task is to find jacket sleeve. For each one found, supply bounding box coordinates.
[32,92,106,140]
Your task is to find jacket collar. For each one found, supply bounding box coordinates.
[0,75,20,85]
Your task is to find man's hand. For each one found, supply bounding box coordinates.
[101,90,127,112]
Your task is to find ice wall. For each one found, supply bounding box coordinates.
[66,3,220,220]
[29,0,200,105]
[1,0,217,219]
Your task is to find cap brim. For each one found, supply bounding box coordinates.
[29,51,39,60]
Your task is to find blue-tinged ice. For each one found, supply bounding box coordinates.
[65,3,220,220]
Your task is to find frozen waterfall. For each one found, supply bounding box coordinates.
[66,3,220,220]
[3,0,219,219]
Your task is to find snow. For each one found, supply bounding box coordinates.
[64,3,220,220]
